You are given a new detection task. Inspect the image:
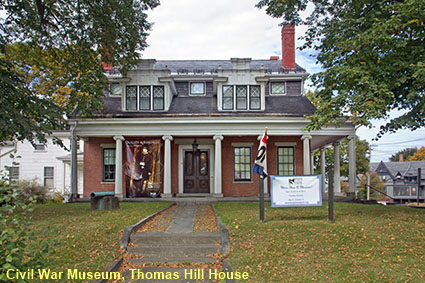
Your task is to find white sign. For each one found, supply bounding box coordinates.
[270,175,322,207]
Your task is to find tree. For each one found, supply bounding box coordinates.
[409,146,425,161]
[313,137,371,176]
[389,147,418,162]
[0,0,160,145]
[357,172,385,200]
[256,0,425,137]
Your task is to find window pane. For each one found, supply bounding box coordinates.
[190,82,205,95]
[153,86,164,110]
[139,86,151,110]
[271,82,285,94]
[277,146,294,175]
[9,167,19,183]
[126,86,137,110]
[234,146,251,181]
[222,85,234,110]
[103,149,116,181]
[236,86,247,110]
[250,85,261,110]
[110,83,122,96]
[44,167,54,187]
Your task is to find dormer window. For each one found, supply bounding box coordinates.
[190,82,205,95]
[270,82,286,95]
[222,85,261,111]
[126,85,164,111]
[110,83,122,96]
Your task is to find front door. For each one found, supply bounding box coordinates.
[184,149,210,193]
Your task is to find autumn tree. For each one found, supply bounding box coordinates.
[256,0,425,137]
[409,147,425,161]
[0,0,160,145]
[389,147,418,162]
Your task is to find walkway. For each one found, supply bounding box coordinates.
[117,203,229,283]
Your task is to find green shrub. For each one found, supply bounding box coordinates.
[0,185,50,282]
[14,179,52,204]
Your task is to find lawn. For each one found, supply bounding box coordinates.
[214,202,425,283]
[26,202,170,278]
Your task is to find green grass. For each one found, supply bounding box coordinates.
[214,202,425,283]
[27,202,170,277]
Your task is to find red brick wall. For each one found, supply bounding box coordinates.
[83,135,305,198]
[221,136,303,197]
[83,137,116,197]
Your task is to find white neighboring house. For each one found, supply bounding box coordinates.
[0,131,84,197]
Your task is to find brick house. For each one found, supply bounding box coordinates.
[69,26,357,199]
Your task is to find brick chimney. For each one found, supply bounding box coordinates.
[281,25,296,69]
[399,154,404,162]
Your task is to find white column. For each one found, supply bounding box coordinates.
[162,135,173,198]
[70,133,78,201]
[333,141,341,195]
[301,134,312,175]
[320,147,326,194]
[348,135,357,196]
[310,151,315,175]
[113,135,124,198]
[213,135,224,197]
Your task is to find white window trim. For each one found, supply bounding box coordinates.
[124,85,166,111]
[189,82,206,96]
[220,84,263,111]
[270,81,286,96]
[109,82,122,97]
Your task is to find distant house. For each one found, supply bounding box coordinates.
[370,161,425,203]
[69,26,357,199]
[0,131,84,197]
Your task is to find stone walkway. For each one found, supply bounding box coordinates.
[115,203,229,283]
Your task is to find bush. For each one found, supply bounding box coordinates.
[0,184,50,282]
[13,179,52,204]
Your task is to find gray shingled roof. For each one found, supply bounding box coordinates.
[98,95,316,118]
[370,161,425,178]
[151,59,306,73]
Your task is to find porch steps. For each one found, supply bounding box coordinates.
[127,232,222,265]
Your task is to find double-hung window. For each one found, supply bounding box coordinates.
[126,85,164,111]
[8,167,19,184]
[277,146,295,176]
[103,148,116,182]
[234,147,252,181]
[222,85,261,110]
[44,167,54,187]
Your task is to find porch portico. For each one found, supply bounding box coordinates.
[70,116,356,199]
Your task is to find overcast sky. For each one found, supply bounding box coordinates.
[2,1,423,162]
[141,0,425,162]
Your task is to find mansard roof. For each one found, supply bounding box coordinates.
[98,95,316,118]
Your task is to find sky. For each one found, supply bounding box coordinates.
[141,0,425,162]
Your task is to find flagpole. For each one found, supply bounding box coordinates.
[259,175,265,222]
[259,127,267,223]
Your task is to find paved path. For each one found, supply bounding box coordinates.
[121,203,226,283]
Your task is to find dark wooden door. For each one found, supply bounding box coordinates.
[184,150,210,193]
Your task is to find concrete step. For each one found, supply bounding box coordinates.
[131,232,221,246]
[127,256,220,265]
[127,245,221,258]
